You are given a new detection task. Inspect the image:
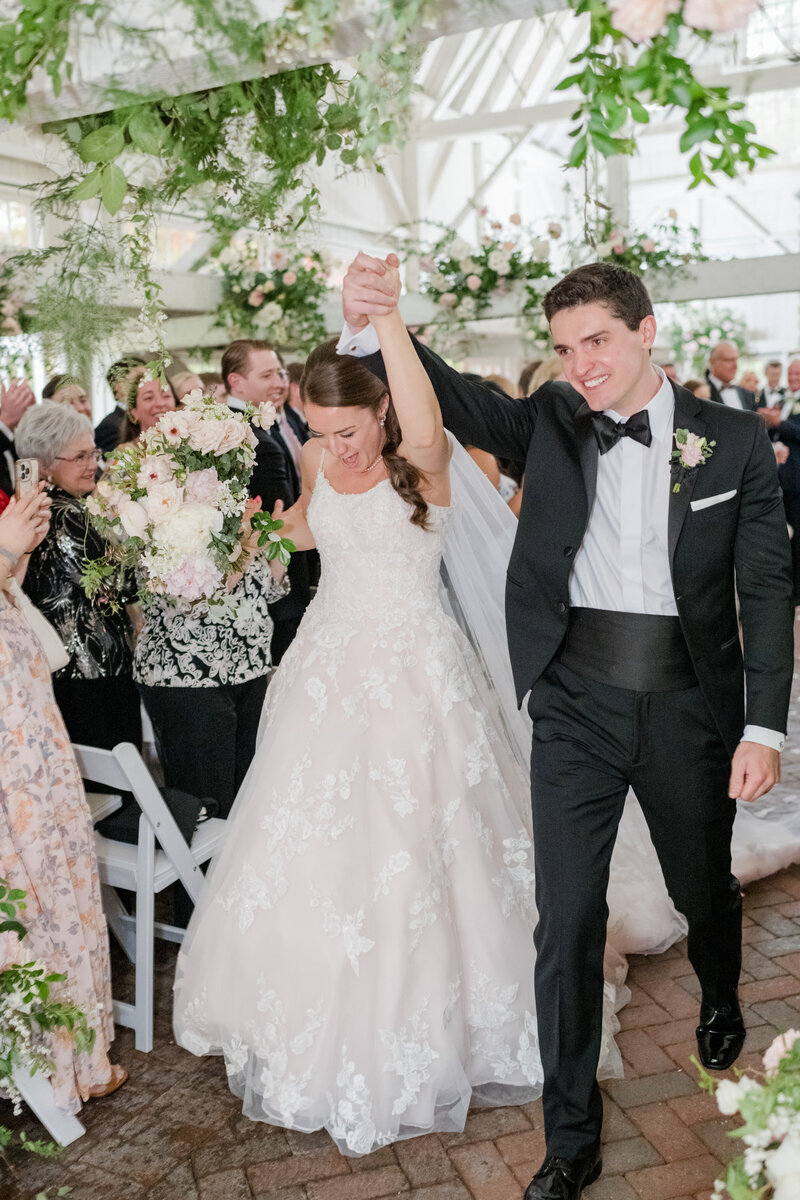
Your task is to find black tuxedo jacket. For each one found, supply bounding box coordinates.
[705,371,757,413]
[773,410,800,495]
[0,426,15,496]
[94,406,126,454]
[759,387,785,409]
[362,339,794,755]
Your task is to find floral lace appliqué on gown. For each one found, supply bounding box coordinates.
[174,464,621,1155]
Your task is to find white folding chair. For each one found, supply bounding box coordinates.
[72,742,227,1052]
[11,1065,85,1146]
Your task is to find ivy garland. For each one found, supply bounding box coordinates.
[559,1,774,186]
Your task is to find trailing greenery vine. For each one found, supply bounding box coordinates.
[559,1,774,185]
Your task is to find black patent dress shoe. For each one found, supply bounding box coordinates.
[523,1143,602,1199]
[696,994,746,1071]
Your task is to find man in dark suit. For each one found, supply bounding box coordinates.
[94,356,146,453]
[758,360,786,409]
[221,339,312,664]
[705,341,757,411]
[341,257,794,1200]
[761,358,800,602]
[0,378,36,496]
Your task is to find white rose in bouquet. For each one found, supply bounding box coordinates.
[187,417,228,455]
[215,420,252,455]
[119,499,149,539]
[609,0,680,41]
[158,410,194,446]
[145,479,184,524]
[767,1134,800,1191]
[683,0,756,32]
[153,502,223,557]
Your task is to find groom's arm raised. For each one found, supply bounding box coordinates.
[341,252,535,464]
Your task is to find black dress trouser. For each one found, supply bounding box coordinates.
[137,674,269,818]
[527,660,740,1158]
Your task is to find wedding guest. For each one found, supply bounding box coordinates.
[94,355,146,454]
[684,379,712,400]
[0,377,36,496]
[518,359,542,397]
[706,342,757,411]
[761,358,800,602]
[170,370,204,401]
[0,487,126,1110]
[739,370,760,396]
[531,355,566,389]
[286,362,307,423]
[484,372,516,397]
[118,377,176,447]
[223,339,310,664]
[200,371,227,404]
[15,402,141,752]
[759,361,785,408]
[134,501,288,816]
[658,361,679,382]
[42,374,92,419]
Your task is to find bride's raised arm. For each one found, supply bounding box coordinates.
[369,256,451,481]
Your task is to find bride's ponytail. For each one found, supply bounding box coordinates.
[302,340,431,530]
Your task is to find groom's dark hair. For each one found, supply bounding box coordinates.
[544,263,654,331]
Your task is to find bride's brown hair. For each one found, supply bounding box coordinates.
[301,339,431,530]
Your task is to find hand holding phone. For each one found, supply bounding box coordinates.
[14,457,38,501]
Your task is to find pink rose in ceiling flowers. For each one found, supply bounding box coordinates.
[282,271,297,286]
[609,0,680,42]
[683,0,757,32]
[509,213,522,225]
[642,238,656,252]
[466,274,482,291]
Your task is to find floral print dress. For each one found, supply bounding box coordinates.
[0,586,115,1112]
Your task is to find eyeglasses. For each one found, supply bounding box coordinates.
[54,450,103,465]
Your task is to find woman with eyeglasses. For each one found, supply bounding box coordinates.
[14,402,142,753]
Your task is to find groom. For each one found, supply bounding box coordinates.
[339,256,795,1199]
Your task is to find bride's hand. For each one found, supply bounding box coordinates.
[369,254,401,327]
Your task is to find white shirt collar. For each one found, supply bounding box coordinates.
[608,367,674,441]
[709,372,735,392]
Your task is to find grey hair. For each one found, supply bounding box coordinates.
[15,401,93,467]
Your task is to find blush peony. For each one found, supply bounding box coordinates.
[184,467,221,505]
[163,554,224,602]
[683,0,756,32]
[609,0,680,41]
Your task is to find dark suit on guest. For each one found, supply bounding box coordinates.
[758,386,785,409]
[705,370,757,412]
[94,405,126,454]
[359,335,794,1160]
[264,405,315,664]
[768,398,800,601]
[0,425,15,497]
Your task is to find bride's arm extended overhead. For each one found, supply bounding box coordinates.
[369,255,451,486]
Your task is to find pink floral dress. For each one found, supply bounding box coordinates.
[0,586,115,1112]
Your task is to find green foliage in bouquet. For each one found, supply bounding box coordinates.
[696,1031,800,1198]
[214,240,328,352]
[0,879,95,1119]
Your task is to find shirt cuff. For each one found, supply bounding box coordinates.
[336,323,380,357]
[741,725,785,752]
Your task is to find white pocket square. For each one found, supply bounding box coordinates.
[690,489,737,512]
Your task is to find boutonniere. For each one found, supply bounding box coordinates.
[670,428,715,493]
[790,399,800,417]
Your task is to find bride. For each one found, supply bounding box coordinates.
[173,273,800,1155]
[173,280,626,1155]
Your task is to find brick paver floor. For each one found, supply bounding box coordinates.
[5,635,800,1199]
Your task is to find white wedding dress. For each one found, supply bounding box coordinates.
[173,453,624,1155]
[174,446,800,1156]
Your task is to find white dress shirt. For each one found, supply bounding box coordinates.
[763,387,785,409]
[338,325,783,750]
[709,373,743,410]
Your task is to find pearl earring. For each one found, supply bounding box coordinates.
[379,417,385,427]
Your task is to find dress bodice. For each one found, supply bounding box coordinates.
[307,465,450,623]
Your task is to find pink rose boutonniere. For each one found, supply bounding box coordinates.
[670,428,715,493]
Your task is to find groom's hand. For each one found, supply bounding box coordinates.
[728,741,781,802]
[343,251,399,330]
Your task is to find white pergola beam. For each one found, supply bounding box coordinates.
[158,253,800,348]
[416,60,800,141]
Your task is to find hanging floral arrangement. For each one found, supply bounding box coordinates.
[213,241,329,353]
[669,305,748,375]
[403,216,557,355]
[569,208,706,277]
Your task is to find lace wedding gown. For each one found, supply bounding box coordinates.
[173,457,624,1155]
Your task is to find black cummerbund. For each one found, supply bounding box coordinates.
[558,607,697,692]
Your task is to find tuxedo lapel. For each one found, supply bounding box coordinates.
[668,383,704,566]
[573,401,599,513]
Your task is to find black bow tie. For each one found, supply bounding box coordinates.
[590,409,652,455]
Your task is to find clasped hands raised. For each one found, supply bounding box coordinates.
[343,252,403,331]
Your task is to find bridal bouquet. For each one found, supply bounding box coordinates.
[82,389,294,607]
[698,1030,800,1198]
